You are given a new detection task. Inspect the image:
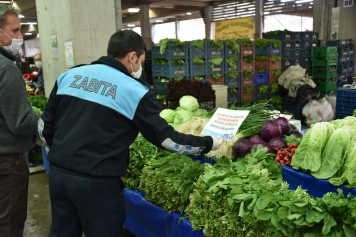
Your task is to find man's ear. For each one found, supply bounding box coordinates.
[128,52,137,64]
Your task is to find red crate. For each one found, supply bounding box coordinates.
[240,43,255,57]
[241,57,255,71]
[240,71,254,87]
[240,86,254,102]
[269,71,279,84]
[255,57,281,70]
[208,74,225,85]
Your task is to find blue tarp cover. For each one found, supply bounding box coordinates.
[123,189,204,237]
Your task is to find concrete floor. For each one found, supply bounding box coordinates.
[23,171,135,237]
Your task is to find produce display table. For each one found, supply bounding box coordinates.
[123,189,204,237]
[282,165,356,198]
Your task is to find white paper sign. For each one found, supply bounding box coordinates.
[201,108,250,140]
[64,41,74,68]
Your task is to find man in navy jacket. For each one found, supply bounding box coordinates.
[39,30,222,237]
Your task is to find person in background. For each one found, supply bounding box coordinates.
[34,53,44,95]
[39,30,223,237]
[0,4,40,237]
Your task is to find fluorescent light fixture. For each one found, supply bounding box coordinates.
[281,0,294,2]
[18,14,24,18]
[296,0,313,3]
[127,8,140,13]
[264,12,270,15]
[127,24,135,27]
[248,8,255,10]
[25,33,32,35]
[186,12,192,15]
[27,22,37,25]
[0,1,13,3]
[155,20,163,23]
[308,6,312,8]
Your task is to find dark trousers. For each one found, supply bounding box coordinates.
[0,153,29,237]
[48,168,126,237]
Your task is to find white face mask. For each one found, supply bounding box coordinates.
[0,28,23,54]
[131,57,143,79]
[35,61,42,68]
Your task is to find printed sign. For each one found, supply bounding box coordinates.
[214,17,255,40]
[201,108,250,141]
[344,0,354,7]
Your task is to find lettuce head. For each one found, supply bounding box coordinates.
[179,95,199,112]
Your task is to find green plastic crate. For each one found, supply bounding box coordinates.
[315,79,337,93]
[311,46,338,59]
[311,68,338,79]
[312,58,338,67]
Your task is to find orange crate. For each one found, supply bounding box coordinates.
[269,71,278,84]
[241,57,255,71]
[255,57,282,70]
[240,86,254,102]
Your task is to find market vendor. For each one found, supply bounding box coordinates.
[0,4,40,237]
[38,29,223,237]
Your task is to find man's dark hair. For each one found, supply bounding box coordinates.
[107,30,146,59]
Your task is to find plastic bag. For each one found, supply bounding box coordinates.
[302,98,334,126]
[325,95,336,118]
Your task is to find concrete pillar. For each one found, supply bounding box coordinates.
[35,0,116,96]
[202,6,213,39]
[140,4,152,50]
[314,0,356,75]
[255,0,263,39]
[114,0,123,31]
[313,0,334,44]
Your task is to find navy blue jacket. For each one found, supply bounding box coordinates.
[40,56,213,177]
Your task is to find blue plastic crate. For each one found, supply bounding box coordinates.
[225,72,240,88]
[336,88,356,116]
[338,56,350,64]
[208,58,225,75]
[153,80,169,94]
[348,60,354,73]
[293,49,302,59]
[189,58,208,76]
[348,44,354,56]
[208,41,225,57]
[189,41,208,58]
[254,84,270,99]
[254,70,269,86]
[228,88,240,104]
[152,41,189,59]
[152,62,189,78]
[338,61,349,74]
[295,32,319,41]
[282,49,294,59]
[224,56,240,72]
[281,96,308,120]
[282,58,294,71]
[282,40,294,50]
[255,41,282,56]
[335,114,350,120]
[300,48,311,58]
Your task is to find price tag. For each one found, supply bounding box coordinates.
[201,108,250,141]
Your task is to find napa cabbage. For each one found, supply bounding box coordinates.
[179,95,199,112]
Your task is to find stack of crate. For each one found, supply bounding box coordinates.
[239,39,255,105]
[189,39,210,82]
[254,39,282,105]
[224,39,241,105]
[311,46,338,95]
[151,41,190,108]
[327,39,354,87]
[335,88,356,119]
[263,31,318,74]
[207,40,225,85]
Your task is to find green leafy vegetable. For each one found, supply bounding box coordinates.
[226,57,239,69]
[210,40,224,51]
[211,73,223,82]
[240,37,253,47]
[179,95,199,112]
[271,39,282,48]
[255,38,270,49]
[242,70,253,80]
[32,106,43,114]
[226,38,240,54]
[257,85,269,94]
[209,57,224,71]
[227,71,239,80]
[28,95,48,111]
[191,39,206,50]
[271,95,282,110]
[270,82,279,94]
[193,76,205,81]
[159,109,176,123]
[243,55,254,64]
[243,86,253,94]
[271,55,282,63]
[271,69,282,77]
[157,38,184,54]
